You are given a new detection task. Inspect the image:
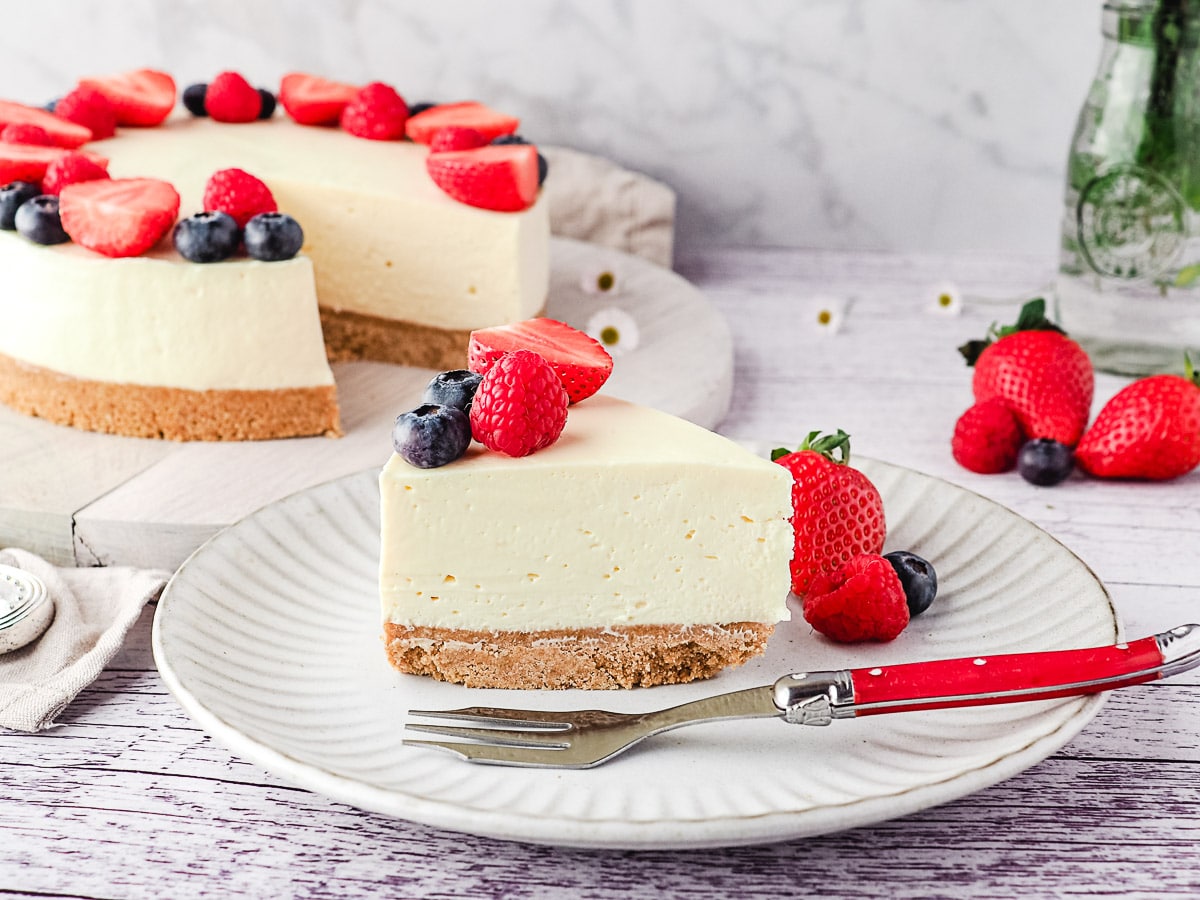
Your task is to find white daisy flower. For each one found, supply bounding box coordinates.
[929,281,963,315]
[586,308,639,356]
[580,265,620,296]
[806,296,846,335]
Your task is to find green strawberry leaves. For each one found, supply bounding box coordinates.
[958,298,1066,367]
[771,429,851,465]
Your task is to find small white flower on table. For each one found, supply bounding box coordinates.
[806,296,846,335]
[929,281,963,315]
[586,308,639,356]
[581,265,620,296]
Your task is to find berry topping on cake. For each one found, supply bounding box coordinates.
[1,124,54,146]
[341,82,408,141]
[0,181,41,230]
[426,144,540,212]
[1017,438,1075,486]
[279,73,359,126]
[182,83,208,117]
[406,101,438,117]
[392,404,473,469]
[951,398,1024,474]
[202,168,277,228]
[173,211,241,263]
[470,350,569,457]
[772,431,887,597]
[803,553,910,643]
[41,151,110,196]
[15,195,69,245]
[429,126,490,153]
[204,71,262,123]
[0,99,93,149]
[468,317,614,404]
[423,369,483,414]
[54,86,117,140]
[406,101,519,144]
[0,144,109,186]
[59,177,181,258]
[78,69,176,127]
[243,212,304,261]
[492,134,548,185]
[257,89,277,120]
[883,550,938,617]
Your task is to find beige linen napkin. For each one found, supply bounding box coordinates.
[0,548,168,732]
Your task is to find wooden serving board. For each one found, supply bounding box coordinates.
[0,238,732,571]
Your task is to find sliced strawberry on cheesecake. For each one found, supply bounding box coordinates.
[0,143,108,184]
[0,99,92,148]
[60,178,180,258]
[279,73,359,126]
[78,69,176,127]
[468,317,614,404]
[426,144,539,212]
[406,101,519,144]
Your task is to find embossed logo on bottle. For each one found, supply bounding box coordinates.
[1077,164,1187,280]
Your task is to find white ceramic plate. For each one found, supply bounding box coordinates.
[152,456,1117,850]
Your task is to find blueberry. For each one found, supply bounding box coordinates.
[1018,438,1074,486]
[422,369,483,414]
[392,404,472,468]
[243,212,304,261]
[407,102,438,117]
[14,195,69,245]
[884,551,938,617]
[257,88,276,119]
[0,181,42,230]
[173,211,241,263]
[43,97,60,114]
[492,135,547,185]
[182,83,208,117]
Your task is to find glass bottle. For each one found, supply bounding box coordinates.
[1055,0,1200,375]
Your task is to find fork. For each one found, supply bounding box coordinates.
[404,624,1200,768]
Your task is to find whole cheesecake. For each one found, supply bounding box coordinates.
[379,396,794,689]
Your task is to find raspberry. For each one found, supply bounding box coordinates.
[429,126,490,153]
[41,151,110,195]
[469,350,568,457]
[952,398,1024,474]
[205,71,262,123]
[802,553,909,643]
[1,123,54,146]
[340,82,408,141]
[55,86,117,140]
[202,168,277,228]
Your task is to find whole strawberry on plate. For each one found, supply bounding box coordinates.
[772,430,886,597]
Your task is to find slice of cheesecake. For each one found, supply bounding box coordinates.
[379,396,794,689]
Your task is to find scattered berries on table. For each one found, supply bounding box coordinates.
[772,430,887,597]
[426,144,540,212]
[392,404,473,469]
[205,71,262,123]
[1017,438,1075,486]
[279,73,359,126]
[0,99,93,148]
[0,181,42,230]
[883,550,938,617]
[406,101,519,144]
[182,83,208,117]
[243,212,304,261]
[202,168,277,228]
[951,398,1024,474]
[14,194,69,245]
[423,369,484,414]
[341,82,408,141]
[429,126,491,153]
[59,177,180,258]
[257,89,277,120]
[803,553,910,643]
[173,211,241,263]
[41,151,110,195]
[468,317,613,404]
[470,349,569,458]
[959,298,1093,446]
[78,69,176,127]
[1,124,54,146]
[54,86,117,140]
[1075,361,1200,481]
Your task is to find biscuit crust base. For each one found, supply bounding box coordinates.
[384,621,775,690]
[320,307,472,371]
[0,352,341,441]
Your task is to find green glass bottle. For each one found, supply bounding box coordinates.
[1055,0,1200,374]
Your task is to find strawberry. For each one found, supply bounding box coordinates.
[0,99,93,148]
[468,317,613,404]
[406,101,519,144]
[803,553,910,643]
[0,144,108,185]
[1075,359,1200,481]
[55,86,117,140]
[469,349,569,457]
[772,431,887,597]
[204,72,261,123]
[1,123,54,146]
[79,69,176,127]
[41,151,110,195]
[59,178,180,258]
[340,82,408,140]
[279,73,359,126]
[959,298,1093,446]
[429,126,490,153]
[951,398,1024,474]
[426,144,539,212]
[202,168,277,228]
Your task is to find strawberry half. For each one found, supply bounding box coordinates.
[468,317,613,404]
[0,99,92,149]
[406,101,519,144]
[426,144,539,212]
[79,69,176,127]
[279,73,359,126]
[0,143,108,185]
[60,178,180,258]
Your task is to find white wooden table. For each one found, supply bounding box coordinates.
[4,248,1199,897]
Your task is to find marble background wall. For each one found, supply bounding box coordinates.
[4,1,1103,258]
